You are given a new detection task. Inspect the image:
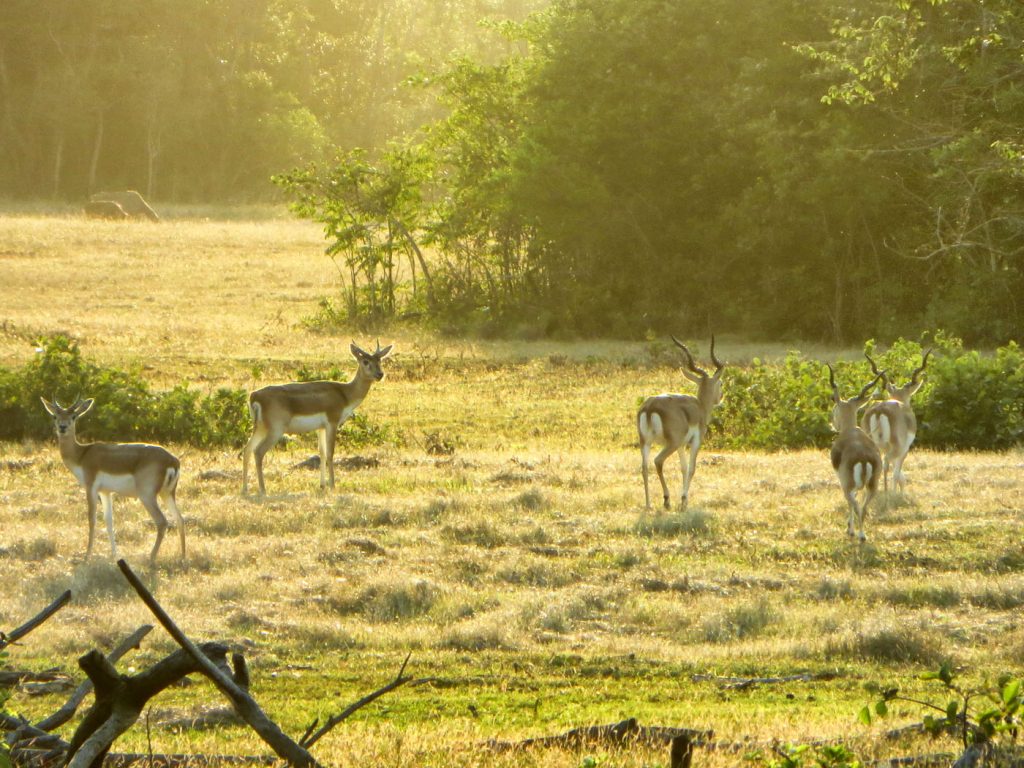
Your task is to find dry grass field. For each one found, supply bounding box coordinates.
[2,212,1024,766]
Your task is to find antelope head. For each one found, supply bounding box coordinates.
[865,349,932,405]
[40,396,94,437]
[351,339,394,382]
[827,364,881,433]
[671,335,726,408]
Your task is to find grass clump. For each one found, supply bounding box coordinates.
[634,510,711,537]
[329,577,439,622]
[701,598,777,643]
[441,519,507,548]
[815,578,854,601]
[883,584,961,609]
[828,623,945,665]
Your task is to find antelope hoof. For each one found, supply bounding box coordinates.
[662,496,670,511]
[680,495,688,511]
[858,532,868,543]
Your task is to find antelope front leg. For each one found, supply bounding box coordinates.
[85,489,99,559]
[100,492,119,560]
[325,424,338,490]
[317,428,328,489]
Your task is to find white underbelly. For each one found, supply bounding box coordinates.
[94,472,139,496]
[287,414,329,434]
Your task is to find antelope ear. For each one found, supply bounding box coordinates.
[376,344,394,359]
[40,397,57,415]
[350,341,366,359]
[680,368,702,385]
[74,398,95,417]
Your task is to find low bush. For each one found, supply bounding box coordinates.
[2,331,1019,451]
[0,335,396,449]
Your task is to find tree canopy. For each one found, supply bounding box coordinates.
[4,0,1022,342]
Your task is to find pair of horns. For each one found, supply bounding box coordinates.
[826,364,883,403]
[48,394,84,410]
[352,339,385,355]
[670,335,724,377]
[864,349,933,387]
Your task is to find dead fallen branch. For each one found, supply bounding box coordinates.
[484,718,713,752]
[102,753,278,767]
[0,590,72,651]
[299,653,421,749]
[0,669,69,688]
[64,641,242,768]
[116,558,322,768]
[691,672,837,690]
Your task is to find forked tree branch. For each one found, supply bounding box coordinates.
[36,625,153,732]
[115,559,322,768]
[299,652,418,749]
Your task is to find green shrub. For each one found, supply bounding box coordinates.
[0,335,396,449]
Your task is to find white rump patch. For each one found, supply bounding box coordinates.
[864,463,873,485]
[639,412,664,444]
[163,466,178,492]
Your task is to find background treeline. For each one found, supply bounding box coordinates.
[275,0,1024,343]
[0,0,538,201]
[3,335,1021,450]
[3,0,1022,343]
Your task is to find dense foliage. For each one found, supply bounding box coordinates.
[0,0,540,201]
[4,0,1022,341]
[277,0,1023,343]
[0,336,394,448]
[3,334,1020,450]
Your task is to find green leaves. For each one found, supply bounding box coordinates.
[863,664,1024,749]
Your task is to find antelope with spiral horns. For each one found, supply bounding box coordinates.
[826,365,883,542]
[862,349,932,496]
[637,336,725,510]
[243,341,394,497]
[40,396,186,564]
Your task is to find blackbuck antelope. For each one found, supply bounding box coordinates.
[243,341,394,497]
[863,350,932,495]
[637,336,725,510]
[41,397,185,564]
[826,366,883,542]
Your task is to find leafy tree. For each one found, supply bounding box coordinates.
[800,0,1024,342]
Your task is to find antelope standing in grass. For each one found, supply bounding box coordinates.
[826,365,883,542]
[863,350,932,496]
[41,397,185,564]
[637,336,725,510]
[243,341,393,497]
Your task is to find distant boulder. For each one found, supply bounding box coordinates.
[90,190,159,221]
[83,200,129,220]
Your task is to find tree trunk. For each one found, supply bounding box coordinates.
[87,109,105,194]
[52,131,65,199]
